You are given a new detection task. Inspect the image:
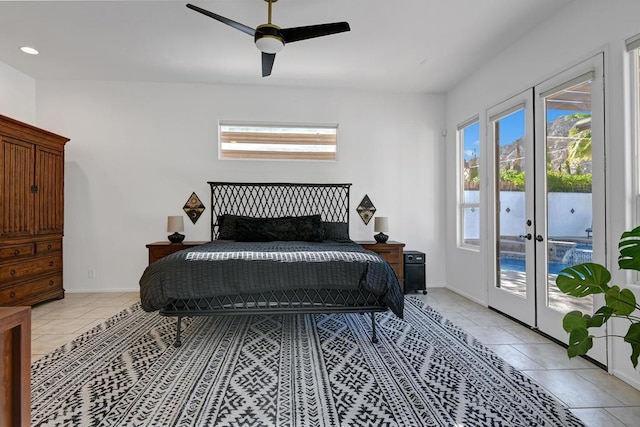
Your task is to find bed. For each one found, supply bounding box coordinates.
[139,182,404,347]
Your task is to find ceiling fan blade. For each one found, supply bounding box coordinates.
[262,52,276,77]
[280,22,350,43]
[186,4,256,37]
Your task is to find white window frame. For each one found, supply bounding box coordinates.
[218,121,338,161]
[457,116,481,250]
[630,39,640,223]
[627,34,640,284]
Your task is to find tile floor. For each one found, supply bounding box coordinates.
[31,292,140,362]
[30,288,640,427]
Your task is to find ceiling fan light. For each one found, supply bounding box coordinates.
[255,35,284,54]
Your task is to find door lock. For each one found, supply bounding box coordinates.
[535,235,544,242]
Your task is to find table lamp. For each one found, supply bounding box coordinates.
[374,216,389,243]
[167,216,185,243]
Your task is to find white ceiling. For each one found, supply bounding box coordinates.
[0,0,573,93]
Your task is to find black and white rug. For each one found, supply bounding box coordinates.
[31,297,584,426]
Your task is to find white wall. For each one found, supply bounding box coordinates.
[33,81,446,298]
[0,61,36,124]
[445,0,640,388]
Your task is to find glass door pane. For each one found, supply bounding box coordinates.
[487,90,535,327]
[544,81,594,314]
[535,54,605,365]
[496,109,527,296]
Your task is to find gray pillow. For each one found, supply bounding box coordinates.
[217,214,248,240]
[322,222,350,241]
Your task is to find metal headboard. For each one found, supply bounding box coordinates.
[208,182,351,240]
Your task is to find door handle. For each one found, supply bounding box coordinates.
[519,234,532,240]
[535,235,544,242]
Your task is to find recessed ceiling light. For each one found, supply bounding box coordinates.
[20,46,39,55]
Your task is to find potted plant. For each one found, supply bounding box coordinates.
[556,226,640,367]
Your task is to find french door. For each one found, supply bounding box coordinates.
[487,90,536,326]
[487,55,606,364]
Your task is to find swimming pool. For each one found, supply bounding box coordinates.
[500,257,571,275]
[500,243,592,275]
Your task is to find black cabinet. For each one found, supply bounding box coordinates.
[404,251,426,295]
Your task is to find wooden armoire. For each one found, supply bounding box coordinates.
[0,115,69,306]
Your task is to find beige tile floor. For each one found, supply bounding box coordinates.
[31,292,140,362]
[30,288,640,427]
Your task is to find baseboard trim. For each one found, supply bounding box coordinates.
[443,286,486,306]
[66,288,139,293]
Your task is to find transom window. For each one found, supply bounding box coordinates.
[219,122,338,161]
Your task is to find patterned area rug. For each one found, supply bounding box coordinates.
[31,297,585,426]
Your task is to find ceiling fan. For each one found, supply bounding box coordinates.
[186,0,351,77]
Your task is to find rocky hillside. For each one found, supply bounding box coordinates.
[500,115,592,174]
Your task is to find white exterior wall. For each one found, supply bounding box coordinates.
[464,191,592,238]
[445,0,640,389]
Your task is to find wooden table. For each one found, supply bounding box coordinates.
[0,306,31,427]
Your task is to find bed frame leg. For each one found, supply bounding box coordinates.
[174,316,183,348]
[370,312,378,344]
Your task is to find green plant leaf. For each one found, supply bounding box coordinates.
[563,311,587,333]
[624,323,640,368]
[619,226,640,271]
[605,286,637,316]
[563,308,611,332]
[567,328,592,358]
[556,263,611,297]
[557,226,640,371]
[590,306,614,327]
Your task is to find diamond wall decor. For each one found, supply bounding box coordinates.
[183,192,205,224]
[356,194,376,225]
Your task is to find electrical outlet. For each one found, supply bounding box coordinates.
[88,269,96,279]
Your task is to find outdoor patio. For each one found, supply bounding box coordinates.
[499,234,593,313]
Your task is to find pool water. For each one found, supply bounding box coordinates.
[501,243,592,275]
[500,257,571,275]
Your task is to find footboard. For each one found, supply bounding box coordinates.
[159,288,388,347]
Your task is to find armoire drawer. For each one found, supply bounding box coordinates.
[0,273,62,305]
[0,244,34,261]
[0,255,62,283]
[36,239,62,254]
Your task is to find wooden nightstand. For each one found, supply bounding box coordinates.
[146,241,208,265]
[357,241,405,292]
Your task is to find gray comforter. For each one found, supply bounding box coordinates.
[139,240,403,318]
